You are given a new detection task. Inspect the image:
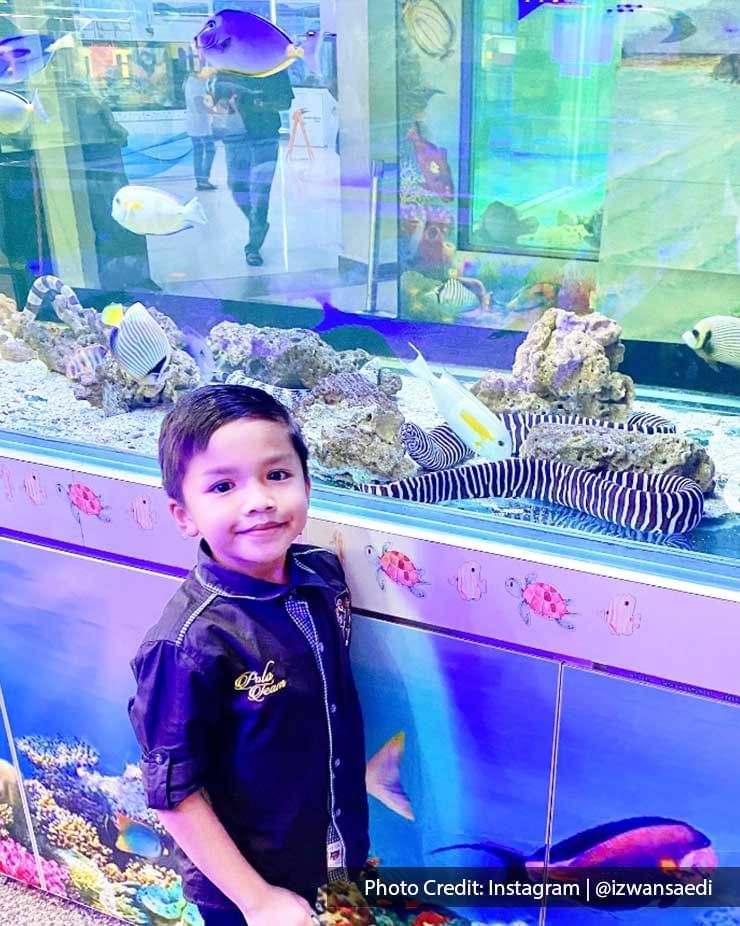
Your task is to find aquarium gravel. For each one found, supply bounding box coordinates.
[0,874,120,925]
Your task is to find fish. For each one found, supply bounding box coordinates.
[129,494,156,531]
[23,472,46,506]
[0,465,13,501]
[478,201,538,246]
[433,817,717,909]
[64,344,108,385]
[111,185,207,236]
[405,343,513,462]
[606,4,697,43]
[365,732,414,821]
[407,123,454,201]
[505,282,560,312]
[0,32,75,85]
[518,0,585,20]
[433,277,480,311]
[0,89,47,135]
[182,325,215,383]
[450,561,487,601]
[102,302,171,387]
[603,593,641,636]
[361,462,705,536]
[194,10,303,78]
[682,317,740,372]
[114,812,164,859]
[402,0,456,59]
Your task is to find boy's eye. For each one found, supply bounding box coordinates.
[267,470,292,481]
[210,481,233,494]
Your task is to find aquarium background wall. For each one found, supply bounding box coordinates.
[1,538,740,924]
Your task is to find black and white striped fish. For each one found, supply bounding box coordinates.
[102,302,171,386]
[360,460,704,535]
[23,274,83,320]
[434,277,479,311]
[225,375,307,410]
[400,412,677,471]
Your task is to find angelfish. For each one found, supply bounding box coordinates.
[194,10,304,78]
[682,316,740,371]
[404,343,513,462]
[0,32,75,85]
[102,302,171,386]
[0,89,47,135]
[114,812,165,860]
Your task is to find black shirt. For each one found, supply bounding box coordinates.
[213,71,294,140]
[128,542,369,910]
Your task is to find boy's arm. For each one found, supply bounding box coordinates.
[158,791,316,926]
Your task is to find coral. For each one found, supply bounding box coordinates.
[124,860,180,889]
[58,849,111,907]
[134,880,204,925]
[17,734,99,772]
[209,322,371,389]
[0,759,21,814]
[0,835,68,895]
[472,309,634,422]
[294,373,415,485]
[77,762,158,828]
[0,802,13,838]
[25,777,111,866]
[521,424,716,494]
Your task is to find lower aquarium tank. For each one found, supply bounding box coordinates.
[0,0,738,923]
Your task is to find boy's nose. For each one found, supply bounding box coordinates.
[239,486,276,513]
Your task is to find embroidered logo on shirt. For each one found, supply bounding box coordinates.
[234,660,287,701]
[335,591,352,646]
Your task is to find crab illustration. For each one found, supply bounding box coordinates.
[57,482,112,541]
[505,573,575,630]
[365,544,427,598]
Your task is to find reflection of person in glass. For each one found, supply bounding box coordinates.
[184,65,217,191]
[214,71,293,267]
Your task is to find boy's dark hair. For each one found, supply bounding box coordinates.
[159,384,309,502]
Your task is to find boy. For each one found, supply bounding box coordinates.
[128,385,369,926]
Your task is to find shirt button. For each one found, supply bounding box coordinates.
[154,752,165,764]
[334,758,341,768]
[335,808,342,818]
[319,643,325,653]
[330,703,337,714]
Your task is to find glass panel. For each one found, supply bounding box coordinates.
[0,0,737,572]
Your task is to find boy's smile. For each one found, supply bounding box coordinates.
[170,418,310,583]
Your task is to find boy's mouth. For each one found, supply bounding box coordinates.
[241,521,285,534]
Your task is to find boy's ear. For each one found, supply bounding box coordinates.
[168,499,199,539]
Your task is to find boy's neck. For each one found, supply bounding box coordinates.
[205,542,291,586]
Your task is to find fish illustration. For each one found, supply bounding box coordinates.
[102,303,171,387]
[407,123,454,202]
[433,276,480,312]
[682,317,740,372]
[505,282,560,313]
[182,325,215,383]
[434,817,717,909]
[23,472,46,506]
[0,32,75,85]
[112,185,207,236]
[0,89,48,135]
[365,732,414,821]
[477,201,538,246]
[65,344,108,385]
[450,561,487,601]
[603,593,641,636]
[606,4,696,43]
[114,812,165,859]
[0,465,13,501]
[402,0,456,59]
[194,10,303,78]
[405,343,513,461]
[129,494,156,531]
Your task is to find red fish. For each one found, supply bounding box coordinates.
[407,123,454,202]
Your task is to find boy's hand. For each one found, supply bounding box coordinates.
[241,884,317,925]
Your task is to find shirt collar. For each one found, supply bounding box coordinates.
[195,540,326,599]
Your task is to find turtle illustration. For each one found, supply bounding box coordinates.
[365,544,427,598]
[57,482,112,541]
[505,573,575,630]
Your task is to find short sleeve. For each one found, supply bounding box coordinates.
[128,641,216,810]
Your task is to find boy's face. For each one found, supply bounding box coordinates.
[169,418,310,583]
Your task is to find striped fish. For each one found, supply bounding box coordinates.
[400,412,676,471]
[23,275,83,321]
[360,461,704,536]
[225,375,307,410]
[65,344,108,384]
[434,277,479,311]
[402,0,456,59]
[104,303,171,386]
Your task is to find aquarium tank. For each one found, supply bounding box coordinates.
[0,0,737,568]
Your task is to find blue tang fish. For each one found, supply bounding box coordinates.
[0,32,75,85]
[434,817,717,909]
[194,10,303,78]
[115,812,165,859]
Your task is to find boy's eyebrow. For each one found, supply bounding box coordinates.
[199,452,295,478]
